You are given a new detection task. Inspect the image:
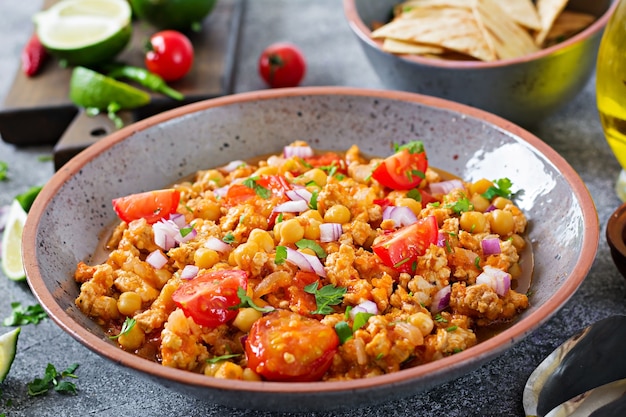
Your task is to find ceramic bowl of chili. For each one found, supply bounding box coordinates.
[22,87,599,412]
[343,0,616,128]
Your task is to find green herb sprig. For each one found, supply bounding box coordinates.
[3,302,48,326]
[304,281,346,315]
[27,363,80,396]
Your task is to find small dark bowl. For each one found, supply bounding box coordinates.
[606,203,626,279]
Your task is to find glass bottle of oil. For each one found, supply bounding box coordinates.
[597,0,626,201]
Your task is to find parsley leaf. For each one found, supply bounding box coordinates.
[406,189,422,202]
[394,140,425,154]
[274,245,287,265]
[28,363,79,396]
[3,302,48,326]
[295,239,327,258]
[108,317,136,340]
[446,197,473,214]
[243,177,271,199]
[206,353,242,364]
[481,178,514,200]
[222,232,236,244]
[230,287,274,313]
[304,281,346,315]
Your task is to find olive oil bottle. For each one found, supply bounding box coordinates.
[597,0,626,200]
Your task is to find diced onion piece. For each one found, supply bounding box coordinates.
[476,266,511,296]
[286,188,312,203]
[221,160,247,173]
[146,250,168,269]
[274,199,309,213]
[429,179,464,196]
[320,223,342,242]
[213,185,229,198]
[437,231,447,248]
[349,300,378,319]
[382,206,417,228]
[180,265,199,280]
[485,204,496,213]
[153,221,178,251]
[285,247,326,277]
[174,226,197,244]
[283,145,313,159]
[205,236,232,252]
[481,237,501,256]
[169,213,187,228]
[431,285,451,313]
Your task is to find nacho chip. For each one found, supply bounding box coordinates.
[543,10,595,46]
[499,0,542,31]
[393,0,471,17]
[534,0,570,46]
[474,0,539,60]
[381,38,446,55]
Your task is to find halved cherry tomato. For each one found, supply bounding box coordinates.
[245,310,339,381]
[171,270,247,328]
[223,175,292,206]
[112,189,180,224]
[258,42,306,88]
[372,142,428,190]
[145,30,194,82]
[372,215,438,273]
[303,152,347,174]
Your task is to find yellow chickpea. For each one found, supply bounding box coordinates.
[509,234,526,252]
[492,196,512,209]
[118,322,145,351]
[232,308,263,332]
[324,204,351,224]
[242,368,262,381]
[470,194,491,212]
[408,312,434,337]
[194,200,221,221]
[253,165,278,177]
[301,168,328,187]
[214,362,244,380]
[489,209,515,236]
[460,211,488,234]
[303,218,321,240]
[509,262,522,279]
[231,241,259,269]
[117,291,142,316]
[396,197,422,216]
[248,229,274,253]
[469,178,493,195]
[300,209,324,223]
[194,247,220,269]
[279,218,305,244]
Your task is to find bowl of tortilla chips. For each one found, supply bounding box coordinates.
[344,0,616,127]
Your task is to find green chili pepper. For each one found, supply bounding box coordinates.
[105,65,184,101]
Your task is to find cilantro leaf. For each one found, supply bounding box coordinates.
[222,232,236,244]
[3,302,48,326]
[108,317,136,340]
[28,363,79,396]
[304,281,346,315]
[242,177,271,199]
[406,189,422,202]
[481,178,514,200]
[446,197,473,214]
[206,353,242,364]
[295,239,327,258]
[230,287,274,313]
[394,140,425,154]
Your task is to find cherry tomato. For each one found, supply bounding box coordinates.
[258,42,306,88]
[303,152,347,175]
[145,30,194,82]
[245,310,339,381]
[112,189,180,224]
[372,215,438,273]
[171,270,248,328]
[372,142,428,190]
[223,175,292,206]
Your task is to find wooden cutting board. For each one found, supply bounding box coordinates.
[0,0,244,170]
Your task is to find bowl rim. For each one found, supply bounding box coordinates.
[23,87,600,397]
[342,0,617,69]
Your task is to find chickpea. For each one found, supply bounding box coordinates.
[408,312,434,337]
[470,194,491,212]
[509,234,526,252]
[460,211,488,234]
[509,262,522,279]
[118,322,145,351]
[252,165,278,177]
[300,209,324,223]
[194,248,220,269]
[469,178,493,195]
[214,362,244,379]
[117,291,142,316]
[194,200,221,221]
[492,196,512,209]
[231,241,259,269]
[303,218,321,240]
[324,204,351,224]
[248,229,275,253]
[232,308,263,332]
[489,209,515,236]
[279,218,305,244]
[242,368,262,381]
[396,197,422,216]
[301,168,328,187]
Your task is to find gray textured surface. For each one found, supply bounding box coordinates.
[0,1,625,416]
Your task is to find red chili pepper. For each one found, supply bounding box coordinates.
[21,34,48,77]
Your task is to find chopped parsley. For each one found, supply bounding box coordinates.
[481,178,514,200]
[28,363,79,396]
[3,302,48,326]
[231,287,274,313]
[446,197,473,214]
[394,140,425,154]
[108,317,136,340]
[206,353,241,364]
[222,232,236,244]
[406,188,422,202]
[304,282,346,315]
[242,176,271,199]
[295,239,326,258]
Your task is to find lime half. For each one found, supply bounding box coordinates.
[1,200,28,282]
[0,327,20,383]
[129,0,217,30]
[34,0,132,66]
[70,66,151,110]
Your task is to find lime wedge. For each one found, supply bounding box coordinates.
[34,0,132,66]
[129,0,217,31]
[1,200,28,282]
[70,66,151,110]
[0,327,20,383]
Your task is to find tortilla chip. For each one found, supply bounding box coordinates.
[474,0,539,60]
[393,0,471,17]
[381,38,446,55]
[498,0,542,31]
[543,10,595,46]
[371,7,497,61]
[534,0,570,46]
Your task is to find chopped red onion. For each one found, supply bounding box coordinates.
[320,223,342,242]
[169,213,187,228]
[429,179,464,196]
[349,300,378,319]
[382,206,417,228]
[476,266,511,296]
[285,247,326,277]
[431,285,451,313]
[481,237,501,256]
[153,215,197,250]
[174,226,197,244]
[146,250,168,269]
[485,204,496,213]
[437,231,447,248]
[274,199,309,213]
[180,265,199,280]
[221,160,247,173]
[204,236,232,253]
[213,185,229,198]
[283,145,313,159]
[286,188,312,203]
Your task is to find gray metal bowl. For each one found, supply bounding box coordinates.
[22,87,599,412]
[343,0,616,127]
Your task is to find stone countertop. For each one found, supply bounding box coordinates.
[1,1,625,416]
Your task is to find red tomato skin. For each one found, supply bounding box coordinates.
[245,310,339,382]
[112,189,180,224]
[372,215,438,273]
[223,175,292,207]
[145,30,194,82]
[258,42,306,88]
[372,148,428,190]
[171,270,248,328]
